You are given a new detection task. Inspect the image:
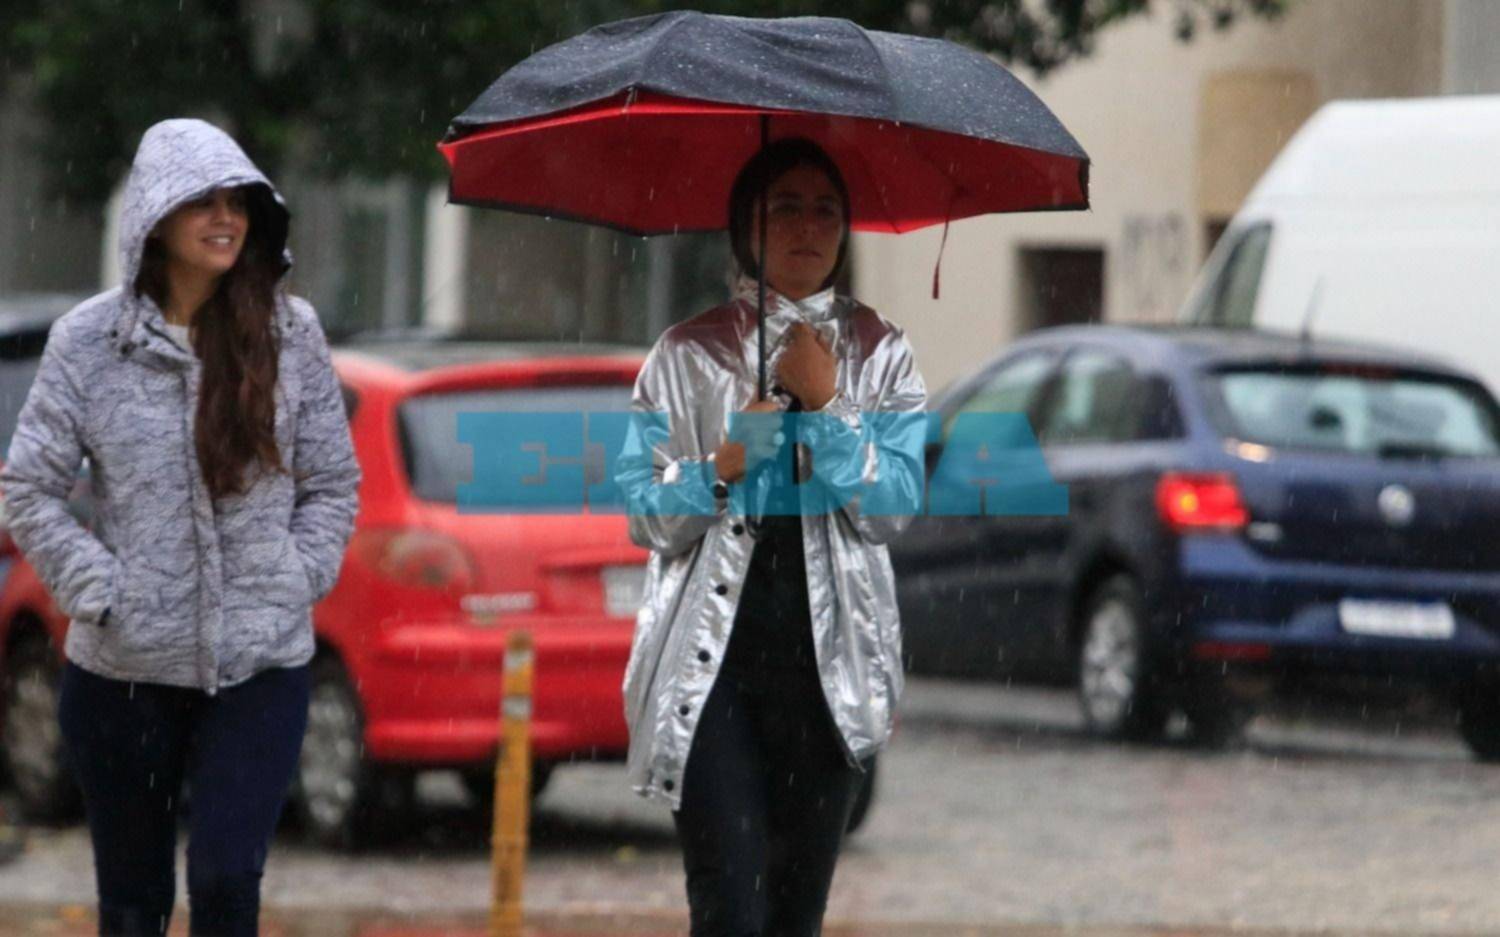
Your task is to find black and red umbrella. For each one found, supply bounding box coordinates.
[440,11,1090,392]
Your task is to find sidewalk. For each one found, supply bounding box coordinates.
[0,905,1475,937]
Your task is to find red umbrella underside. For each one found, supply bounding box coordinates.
[440,91,1089,237]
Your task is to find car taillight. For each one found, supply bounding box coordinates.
[1156,473,1248,531]
[351,528,476,593]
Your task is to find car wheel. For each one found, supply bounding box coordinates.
[1076,576,1168,742]
[845,756,877,835]
[1,635,81,822]
[461,760,554,811]
[1457,683,1500,761]
[1180,679,1253,749]
[293,655,412,850]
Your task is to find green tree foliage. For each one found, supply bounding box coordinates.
[4,0,1284,202]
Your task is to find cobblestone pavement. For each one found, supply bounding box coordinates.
[3,678,1498,935]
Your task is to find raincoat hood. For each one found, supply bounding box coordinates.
[117,119,291,346]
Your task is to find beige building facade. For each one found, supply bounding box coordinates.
[853,0,1500,395]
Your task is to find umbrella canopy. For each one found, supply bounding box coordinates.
[440,11,1090,236]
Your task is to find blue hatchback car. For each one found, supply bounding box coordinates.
[892,325,1500,754]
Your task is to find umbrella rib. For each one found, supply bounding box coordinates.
[443,193,723,238]
[634,13,699,104]
[848,24,899,122]
[840,141,908,236]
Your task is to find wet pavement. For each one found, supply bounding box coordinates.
[0,905,1483,937]
[3,678,1499,935]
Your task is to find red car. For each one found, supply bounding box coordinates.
[1,336,649,847]
[298,338,648,845]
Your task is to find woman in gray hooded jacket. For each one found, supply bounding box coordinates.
[0,119,360,935]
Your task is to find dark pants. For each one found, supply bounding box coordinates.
[58,662,310,937]
[672,663,864,937]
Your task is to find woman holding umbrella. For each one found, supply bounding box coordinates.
[439,12,1088,934]
[617,137,928,936]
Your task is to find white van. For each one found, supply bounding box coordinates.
[1183,94,1500,384]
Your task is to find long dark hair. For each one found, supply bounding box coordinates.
[134,186,285,499]
[727,137,852,291]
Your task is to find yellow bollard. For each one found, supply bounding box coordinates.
[490,630,534,937]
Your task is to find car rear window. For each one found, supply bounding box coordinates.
[1204,365,1500,458]
[398,384,635,503]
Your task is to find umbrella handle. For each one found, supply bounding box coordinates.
[748,115,771,536]
[757,114,769,400]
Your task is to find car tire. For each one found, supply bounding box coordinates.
[293,655,413,850]
[1457,683,1500,761]
[845,756,877,835]
[1,635,81,822]
[461,760,554,812]
[1180,679,1253,749]
[1076,576,1169,742]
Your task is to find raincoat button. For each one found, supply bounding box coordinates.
[732,524,745,535]
[663,779,675,792]
[698,650,711,663]
[678,704,690,717]
[714,584,728,596]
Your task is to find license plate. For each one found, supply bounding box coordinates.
[602,565,646,618]
[1338,599,1454,640]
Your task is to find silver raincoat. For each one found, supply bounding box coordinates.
[617,278,928,808]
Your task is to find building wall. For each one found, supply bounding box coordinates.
[853,0,1446,395]
[1444,0,1500,94]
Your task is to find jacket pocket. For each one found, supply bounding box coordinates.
[96,554,124,627]
[273,540,314,610]
[100,556,172,659]
[225,538,314,615]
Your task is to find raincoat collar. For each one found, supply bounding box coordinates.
[732,275,840,323]
[114,118,293,362]
[732,275,845,403]
[124,294,199,370]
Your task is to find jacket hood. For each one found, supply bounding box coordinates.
[116,119,291,349]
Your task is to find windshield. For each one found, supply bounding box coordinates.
[397,383,634,502]
[1204,365,1500,458]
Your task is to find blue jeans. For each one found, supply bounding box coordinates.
[58,661,309,937]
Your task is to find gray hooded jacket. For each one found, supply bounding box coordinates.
[0,119,361,693]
